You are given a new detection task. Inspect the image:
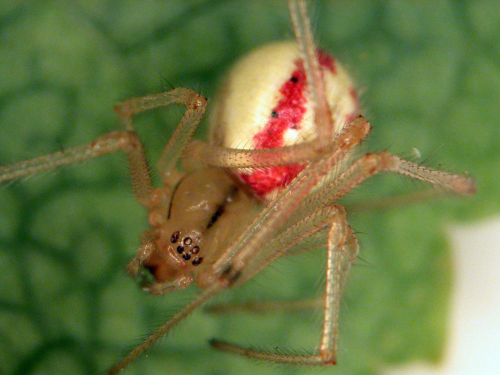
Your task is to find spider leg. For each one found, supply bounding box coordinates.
[210,206,358,365]
[107,283,224,375]
[0,130,152,205]
[226,204,348,287]
[303,151,475,214]
[0,88,207,207]
[114,87,207,189]
[188,118,361,168]
[320,214,358,364]
[288,0,334,141]
[189,139,325,168]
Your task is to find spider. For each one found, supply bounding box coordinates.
[0,1,475,374]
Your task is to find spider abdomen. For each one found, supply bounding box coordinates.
[209,41,358,199]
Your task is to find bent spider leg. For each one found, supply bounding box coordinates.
[189,115,368,169]
[189,113,369,169]
[287,151,475,230]
[114,87,208,189]
[188,125,368,366]
[0,130,153,206]
[210,208,358,365]
[0,88,207,208]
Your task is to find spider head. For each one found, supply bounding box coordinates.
[167,229,204,268]
[132,227,204,293]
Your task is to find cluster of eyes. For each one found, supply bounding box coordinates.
[171,231,203,266]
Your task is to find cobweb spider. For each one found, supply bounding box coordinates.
[0,1,475,373]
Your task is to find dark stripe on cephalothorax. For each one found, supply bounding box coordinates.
[205,185,238,230]
[206,205,224,229]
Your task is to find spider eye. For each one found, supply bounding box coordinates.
[192,257,203,266]
[171,231,180,243]
[183,237,192,245]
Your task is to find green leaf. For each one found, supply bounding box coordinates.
[0,1,496,375]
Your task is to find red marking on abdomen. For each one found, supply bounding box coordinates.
[253,61,308,149]
[240,50,337,199]
[318,49,337,74]
[240,164,305,198]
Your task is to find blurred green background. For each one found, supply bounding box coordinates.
[0,1,498,374]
